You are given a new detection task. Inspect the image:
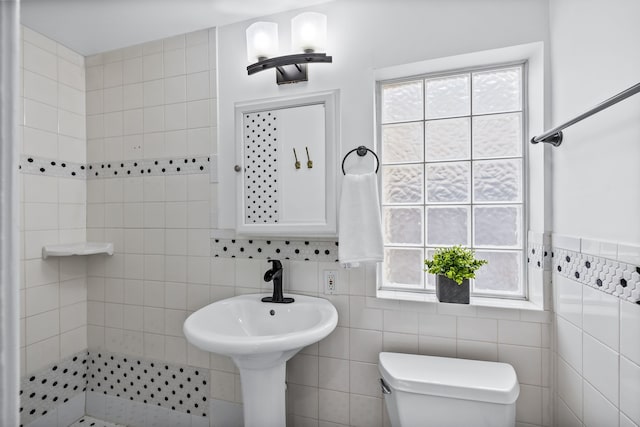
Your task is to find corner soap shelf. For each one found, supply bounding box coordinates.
[42,242,114,259]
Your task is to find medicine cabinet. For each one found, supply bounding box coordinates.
[233,90,339,236]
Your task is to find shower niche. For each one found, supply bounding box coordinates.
[233,90,339,236]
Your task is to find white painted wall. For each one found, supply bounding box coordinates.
[217,0,551,229]
[549,0,640,245]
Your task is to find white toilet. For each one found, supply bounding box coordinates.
[379,352,519,427]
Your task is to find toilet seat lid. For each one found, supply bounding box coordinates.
[378,352,520,404]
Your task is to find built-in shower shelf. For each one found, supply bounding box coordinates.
[42,242,114,259]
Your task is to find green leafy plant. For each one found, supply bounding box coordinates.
[424,245,488,285]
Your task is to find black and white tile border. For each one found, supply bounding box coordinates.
[87,350,208,418]
[553,247,640,304]
[212,238,339,262]
[214,240,556,265]
[19,156,210,179]
[86,157,210,179]
[20,155,87,179]
[527,243,551,270]
[20,351,88,426]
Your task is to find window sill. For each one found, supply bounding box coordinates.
[376,289,544,311]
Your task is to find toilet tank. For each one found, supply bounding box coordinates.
[379,352,520,427]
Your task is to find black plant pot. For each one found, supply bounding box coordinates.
[436,276,470,304]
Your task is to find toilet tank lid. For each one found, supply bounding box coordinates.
[378,352,520,404]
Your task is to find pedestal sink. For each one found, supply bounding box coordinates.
[183,293,338,427]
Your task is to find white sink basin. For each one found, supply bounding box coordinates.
[183,293,337,361]
[183,293,338,427]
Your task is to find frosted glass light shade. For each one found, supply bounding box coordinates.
[246,22,278,62]
[291,12,327,53]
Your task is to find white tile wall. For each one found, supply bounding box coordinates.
[19,26,88,376]
[553,271,640,427]
[583,332,618,405]
[620,356,640,425]
[582,381,618,427]
[620,300,640,366]
[556,315,583,373]
[554,275,583,327]
[557,356,582,420]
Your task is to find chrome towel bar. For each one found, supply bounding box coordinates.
[531,81,640,147]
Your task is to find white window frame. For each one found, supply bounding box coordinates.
[373,42,549,310]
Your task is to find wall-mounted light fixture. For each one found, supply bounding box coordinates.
[246,12,332,85]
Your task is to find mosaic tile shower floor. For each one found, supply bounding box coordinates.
[70,416,124,427]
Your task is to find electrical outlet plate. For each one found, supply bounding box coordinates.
[323,270,337,294]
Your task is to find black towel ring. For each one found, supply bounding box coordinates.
[341,146,380,175]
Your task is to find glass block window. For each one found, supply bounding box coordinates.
[378,64,526,298]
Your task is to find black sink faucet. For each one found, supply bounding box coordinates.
[262,260,294,303]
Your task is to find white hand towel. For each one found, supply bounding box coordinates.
[338,172,384,268]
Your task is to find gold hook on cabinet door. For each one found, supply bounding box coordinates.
[305,147,313,169]
[293,148,301,169]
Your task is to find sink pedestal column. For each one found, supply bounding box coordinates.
[237,362,287,427]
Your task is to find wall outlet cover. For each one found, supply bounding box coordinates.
[323,270,337,294]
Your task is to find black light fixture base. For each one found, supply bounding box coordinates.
[276,63,308,85]
[247,52,332,85]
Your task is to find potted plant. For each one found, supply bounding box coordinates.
[424,246,488,304]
